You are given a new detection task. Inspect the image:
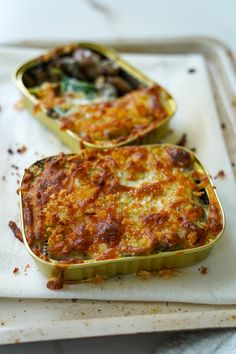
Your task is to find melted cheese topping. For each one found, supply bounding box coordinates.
[21,146,223,263]
[33,84,169,146]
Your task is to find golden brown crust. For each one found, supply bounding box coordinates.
[21,146,223,263]
[33,84,168,146]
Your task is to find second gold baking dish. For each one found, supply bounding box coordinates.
[14,42,176,151]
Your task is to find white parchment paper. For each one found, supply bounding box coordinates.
[0,47,235,303]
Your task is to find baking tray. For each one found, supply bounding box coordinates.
[0,37,236,345]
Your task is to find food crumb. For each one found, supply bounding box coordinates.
[232,97,236,109]
[17,145,27,154]
[137,270,151,280]
[2,176,6,181]
[221,123,226,130]
[0,321,5,326]
[214,170,226,180]
[188,68,196,74]
[7,148,14,155]
[13,267,19,274]
[190,147,197,153]
[176,133,187,147]
[46,270,64,290]
[11,164,19,170]
[152,268,180,278]
[71,298,78,303]
[24,264,30,272]
[231,315,236,320]
[81,312,86,316]
[198,266,208,275]
[8,220,23,243]
[92,275,105,284]
[14,98,25,111]
[231,162,235,167]
[137,268,180,280]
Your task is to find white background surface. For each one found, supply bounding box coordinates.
[0,0,236,353]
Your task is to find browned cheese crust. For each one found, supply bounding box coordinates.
[34,84,168,146]
[20,146,223,263]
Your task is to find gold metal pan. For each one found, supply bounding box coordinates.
[19,144,225,286]
[14,42,176,151]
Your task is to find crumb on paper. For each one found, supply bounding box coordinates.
[232,97,236,109]
[231,315,236,320]
[14,98,25,111]
[137,270,151,280]
[24,264,30,272]
[198,266,208,275]
[16,179,20,185]
[46,270,64,290]
[16,187,22,195]
[152,268,181,278]
[91,274,105,284]
[2,176,6,181]
[14,339,21,344]
[214,170,226,180]
[176,133,187,147]
[226,49,234,61]
[190,147,197,153]
[17,145,27,154]
[11,164,19,170]
[221,123,226,130]
[81,311,86,316]
[137,268,180,280]
[8,220,23,243]
[71,298,78,303]
[0,321,5,326]
[13,267,19,274]
[7,148,14,155]
[231,162,235,167]
[188,68,196,74]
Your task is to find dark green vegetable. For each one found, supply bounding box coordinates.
[60,76,96,94]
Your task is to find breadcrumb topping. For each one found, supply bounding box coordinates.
[21,145,223,263]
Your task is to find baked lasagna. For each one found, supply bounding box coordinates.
[20,145,223,263]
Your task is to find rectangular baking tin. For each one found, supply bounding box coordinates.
[13,42,176,151]
[19,144,225,282]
